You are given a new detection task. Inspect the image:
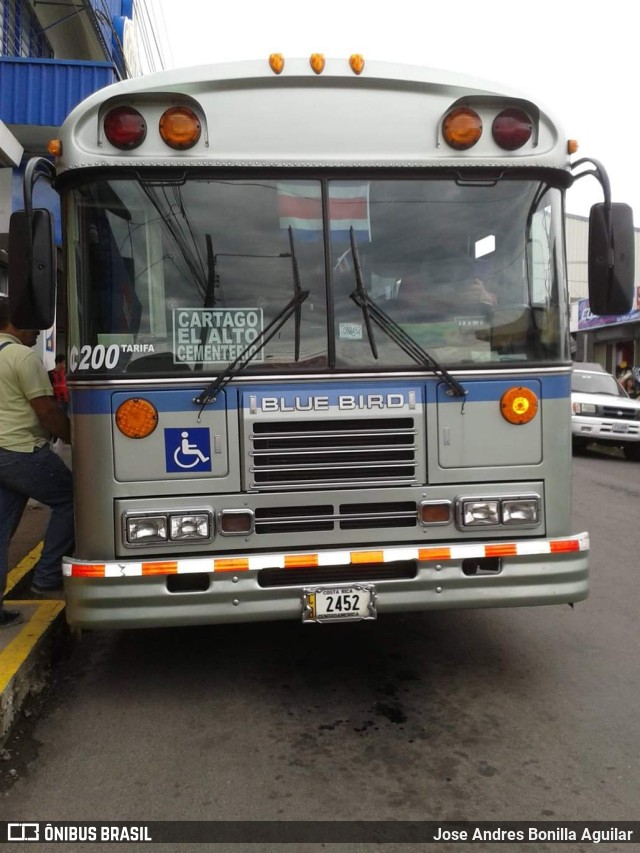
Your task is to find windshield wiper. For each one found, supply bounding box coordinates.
[350,289,467,398]
[347,228,466,398]
[288,226,304,361]
[349,227,378,358]
[194,228,308,413]
[193,288,309,412]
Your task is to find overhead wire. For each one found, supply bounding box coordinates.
[91,0,168,75]
[135,0,167,72]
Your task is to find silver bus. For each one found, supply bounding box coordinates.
[9,55,634,628]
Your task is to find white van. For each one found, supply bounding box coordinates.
[572,363,640,460]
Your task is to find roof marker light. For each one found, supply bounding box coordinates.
[269,53,285,74]
[309,53,325,74]
[442,107,483,150]
[103,106,147,150]
[492,108,533,150]
[349,54,365,74]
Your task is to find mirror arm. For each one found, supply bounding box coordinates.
[23,156,56,216]
[21,157,56,298]
[571,157,611,207]
[571,157,614,267]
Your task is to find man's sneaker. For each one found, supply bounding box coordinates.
[30,583,64,600]
[0,609,24,629]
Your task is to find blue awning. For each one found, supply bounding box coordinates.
[0,57,117,127]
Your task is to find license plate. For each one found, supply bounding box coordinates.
[302,584,377,624]
[613,423,629,433]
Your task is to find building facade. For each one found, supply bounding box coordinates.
[0,0,166,358]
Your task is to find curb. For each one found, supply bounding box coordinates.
[5,541,43,599]
[0,544,66,746]
[0,600,66,743]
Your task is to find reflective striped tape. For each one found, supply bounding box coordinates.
[63,532,589,578]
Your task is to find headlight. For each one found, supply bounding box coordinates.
[502,498,539,525]
[456,496,541,529]
[169,513,212,541]
[572,402,597,414]
[124,511,213,546]
[460,500,500,527]
[125,515,168,544]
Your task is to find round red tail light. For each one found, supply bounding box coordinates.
[492,108,533,150]
[103,106,147,150]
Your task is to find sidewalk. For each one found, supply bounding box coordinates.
[0,504,66,744]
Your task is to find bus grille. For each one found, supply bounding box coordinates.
[254,501,417,534]
[248,417,417,490]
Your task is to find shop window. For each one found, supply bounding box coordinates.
[1,0,53,58]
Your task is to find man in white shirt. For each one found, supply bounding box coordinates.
[0,298,73,628]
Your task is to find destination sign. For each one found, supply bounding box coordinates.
[172,308,264,364]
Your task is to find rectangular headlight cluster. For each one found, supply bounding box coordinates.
[457,497,540,528]
[573,402,597,414]
[125,512,213,545]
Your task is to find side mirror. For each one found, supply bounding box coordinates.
[8,208,56,329]
[588,203,635,316]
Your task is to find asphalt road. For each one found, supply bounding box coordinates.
[1,448,638,849]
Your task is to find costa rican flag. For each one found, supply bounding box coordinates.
[277,182,371,242]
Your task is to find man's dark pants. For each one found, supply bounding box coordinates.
[0,444,74,598]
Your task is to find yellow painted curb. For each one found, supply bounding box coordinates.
[0,600,65,695]
[6,542,44,595]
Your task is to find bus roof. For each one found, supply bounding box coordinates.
[55,57,570,175]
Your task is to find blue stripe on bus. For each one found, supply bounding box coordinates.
[71,374,570,414]
[73,388,230,414]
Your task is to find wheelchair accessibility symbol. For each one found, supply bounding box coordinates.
[165,427,212,473]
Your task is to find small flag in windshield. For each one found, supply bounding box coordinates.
[277,182,370,242]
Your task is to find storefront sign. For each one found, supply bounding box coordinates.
[577,290,640,331]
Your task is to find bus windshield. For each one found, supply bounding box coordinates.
[68,175,569,376]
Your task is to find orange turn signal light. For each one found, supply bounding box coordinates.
[419,502,451,524]
[442,107,483,150]
[219,510,254,535]
[567,139,579,155]
[47,139,62,157]
[115,398,158,438]
[159,106,201,150]
[500,387,539,425]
